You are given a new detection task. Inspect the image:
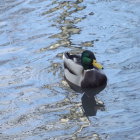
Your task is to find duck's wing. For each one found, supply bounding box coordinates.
[63,52,83,76]
[64,69,81,87]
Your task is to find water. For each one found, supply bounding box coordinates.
[0,0,140,139]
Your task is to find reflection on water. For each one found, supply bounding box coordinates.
[82,94,105,116]
[40,0,85,52]
[0,0,140,139]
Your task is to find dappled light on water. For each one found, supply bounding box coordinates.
[0,0,140,139]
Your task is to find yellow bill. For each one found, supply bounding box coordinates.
[92,60,103,69]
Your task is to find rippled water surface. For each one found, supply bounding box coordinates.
[0,0,140,139]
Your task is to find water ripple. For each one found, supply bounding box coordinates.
[0,0,140,139]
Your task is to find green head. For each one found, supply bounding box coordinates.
[81,50,103,70]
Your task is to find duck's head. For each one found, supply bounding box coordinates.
[81,50,103,70]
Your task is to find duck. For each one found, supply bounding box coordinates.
[63,50,107,97]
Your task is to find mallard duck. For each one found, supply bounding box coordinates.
[63,50,107,96]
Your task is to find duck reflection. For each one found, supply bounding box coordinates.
[81,93,105,116]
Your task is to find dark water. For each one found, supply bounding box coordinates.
[0,0,140,139]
